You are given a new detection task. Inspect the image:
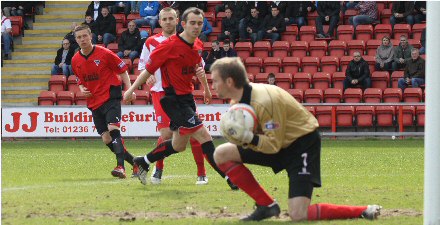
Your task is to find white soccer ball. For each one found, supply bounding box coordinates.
[227,103,258,132]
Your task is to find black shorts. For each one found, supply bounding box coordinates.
[160,93,203,135]
[238,130,322,199]
[92,98,122,135]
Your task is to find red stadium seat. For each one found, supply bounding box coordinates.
[132,90,150,105]
[304,89,323,103]
[253,41,271,58]
[282,57,301,74]
[376,106,395,127]
[416,106,425,126]
[203,42,212,52]
[301,57,320,74]
[403,88,423,103]
[208,26,221,42]
[122,59,133,74]
[374,24,392,40]
[207,1,221,13]
[412,24,426,40]
[336,106,355,127]
[332,72,346,90]
[272,41,290,58]
[254,73,269,84]
[309,40,327,58]
[305,106,315,116]
[337,25,354,42]
[363,88,383,103]
[343,9,358,24]
[371,71,390,90]
[324,88,342,103]
[193,90,205,104]
[383,88,402,103]
[56,91,74,105]
[38,91,56,105]
[281,25,299,43]
[393,24,411,39]
[355,25,374,42]
[344,88,363,103]
[376,1,387,12]
[263,57,281,73]
[312,72,331,91]
[48,75,67,92]
[107,43,119,53]
[245,57,262,74]
[328,40,347,58]
[274,73,293,90]
[363,55,376,73]
[290,41,309,58]
[215,12,226,26]
[293,72,312,91]
[74,91,87,105]
[391,71,404,88]
[204,11,215,25]
[247,73,254,82]
[408,39,422,49]
[320,56,339,74]
[132,58,140,71]
[366,39,382,56]
[381,9,392,24]
[315,106,332,127]
[307,11,318,26]
[401,106,416,127]
[67,75,80,93]
[235,42,253,61]
[346,40,365,56]
[299,26,316,43]
[356,106,375,127]
[287,89,303,103]
[127,14,140,23]
[113,13,126,27]
[340,56,353,72]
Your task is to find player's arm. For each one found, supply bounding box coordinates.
[195,66,212,104]
[123,69,152,101]
[251,104,285,154]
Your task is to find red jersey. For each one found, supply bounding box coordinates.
[71,45,128,110]
[145,34,203,95]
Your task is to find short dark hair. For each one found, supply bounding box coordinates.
[212,40,219,45]
[268,73,275,78]
[101,6,110,12]
[181,7,204,22]
[223,40,230,46]
[210,57,249,88]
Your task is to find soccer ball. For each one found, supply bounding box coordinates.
[227,103,258,132]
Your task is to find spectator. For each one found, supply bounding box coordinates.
[284,1,316,29]
[64,22,79,51]
[110,1,135,16]
[82,14,98,44]
[344,51,371,90]
[420,28,426,55]
[239,7,262,43]
[202,40,224,72]
[117,21,142,62]
[134,1,160,31]
[51,39,75,77]
[414,1,426,24]
[342,1,359,13]
[221,40,237,58]
[199,17,212,42]
[392,35,414,71]
[95,6,116,47]
[270,1,288,18]
[349,1,377,29]
[218,8,239,43]
[267,73,277,85]
[398,48,425,91]
[390,2,415,29]
[1,2,33,29]
[1,10,13,60]
[315,1,340,38]
[86,1,107,20]
[257,6,286,44]
[375,36,394,71]
[174,8,183,33]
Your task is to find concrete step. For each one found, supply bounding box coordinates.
[2,90,42,95]
[45,1,89,8]
[2,63,53,68]
[2,75,51,83]
[22,36,61,45]
[33,22,73,30]
[2,86,47,91]
[1,67,51,75]
[44,7,87,15]
[2,82,48,87]
[25,29,70,37]
[35,14,84,22]
[14,44,60,52]
[1,98,38,105]
[12,52,56,60]
[2,102,37,107]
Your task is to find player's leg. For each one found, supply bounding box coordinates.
[151,127,173,184]
[189,138,208,185]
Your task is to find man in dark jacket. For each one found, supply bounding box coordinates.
[117,21,142,62]
[221,40,237,58]
[218,8,239,43]
[82,14,98,44]
[95,6,116,47]
[64,22,79,51]
[343,51,371,90]
[239,7,262,43]
[392,35,414,71]
[315,1,340,38]
[390,1,415,29]
[257,5,286,43]
[398,48,425,91]
[51,39,75,77]
[285,1,316,29]
[203,40,224,72]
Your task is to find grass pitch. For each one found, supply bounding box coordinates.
[2,138,423,224]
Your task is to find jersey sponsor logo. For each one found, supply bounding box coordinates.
[118,61,126,69]
[84,74,99,82]
[94,60,100,66]
[264,121,280,130]
[188,116,195,124]
[181,66,195,75]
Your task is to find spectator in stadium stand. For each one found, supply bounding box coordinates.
[348,1,377,30]
[217,8,239,43]
[51,39,75,77]
[221,40,237,58]
[95,6,116,47]
[239,7,262,43]
[174,8,183,33]
[64,22,79,51]
[375,36,394,71]
[270,1,288,18]
[1,10,13,60]
[203,40,224,72]
[342,1,359,13]
[315,1,340,39]
[420,28,426,55]
[257,5,286,44]
[267,73,277,85]
[390,2,415,30]
[198,16,212,42]
[117,21,142,62]
[1,2,34,29]
[398,48,425,91]
[82,14,98,44]
[176,2,207,13]
[109,1,136,16]
[134,1,160,32]
[344,51,371,90]
[414,1,426,24]
[86,1,107,21]
[392,35,414,71]
[284,1,316,29]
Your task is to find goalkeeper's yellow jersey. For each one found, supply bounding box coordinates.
[230,83,319,154]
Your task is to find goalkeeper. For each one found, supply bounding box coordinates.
[210,57,381,222]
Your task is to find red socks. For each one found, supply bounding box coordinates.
[218,162,274,206]
[190,138,206,176]
[155,137,164,170]
[308,203,367,220]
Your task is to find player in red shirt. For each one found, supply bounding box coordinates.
[124,7,237,190]
[72,24,138,178]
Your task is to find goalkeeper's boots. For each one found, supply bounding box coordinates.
[196,176,208,185]
[361,205,382,220]
[227,178,239,190]
[241,202,281,221]
[111,166,126,179]
[133,156,149,185]
[150,168,163,184]
[131,164,140,178]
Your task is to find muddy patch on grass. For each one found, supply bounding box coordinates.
[381,209,423,217]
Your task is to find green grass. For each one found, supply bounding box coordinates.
[2,139,424,224]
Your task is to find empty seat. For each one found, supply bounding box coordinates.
[408,39,422,49]
[38,91,56,105]
[320,56,339,74]
[204,11,215,25]
[254,73,270,84]
[312,72,331,91]
[304,89,323,103]
[74,91,87,105]
[356,25,374,42]
[416,106,425,126]
[332,72,346,90]
[49,75,67,92]
[282,57,301,74]
[344,88,363,103]
[347,40,365,56]
[245,57,262,74]
[309,41,327,58]
[376,106,395,127]
[290,41,309,58]
[412,24,426,40]
[366,39,382,56]
[132,90,149,105]
[337,25,354,42]
[374,24,392,40]
[247,73,254,82]
[393,24,411,39]
[56,91,75,105]
[274,73,293,90]
[380,8,392,24]
[215,11,226,26]
[403,88,423,102]
[253,41,271,58]
[340,56,353,72]
[113,13,126,27]
[281,25,299,43]
[383,88,402,103]
[371,71,390,90]
[315,106,333,127]
[293,72,312,91]
[286,89,303,103]
[208,26,222,42]
[401,106,416,127]
[356,106,375,127]
[336,106,355,127]
[299,26,316,43]
[328,40,347,58]
[391,71,404,88]
[67,75,80,93]
[235,42,253,61]
[272,41,290,58]
[107,43,119,53]
[127,14,140,23]
[343,9,358,24]
[301,57,320,74]
[324,88,342,103]
[363,88,383,103]
[305,106,315,116]
[263,57,282,73]
[363,55,376,73]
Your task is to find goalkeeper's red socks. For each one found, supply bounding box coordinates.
[308,203,367,220]
[190,138,206,176]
